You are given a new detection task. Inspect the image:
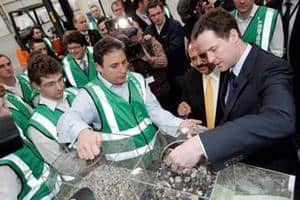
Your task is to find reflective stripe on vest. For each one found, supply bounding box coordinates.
[3,154,62,200]
[85,72,157,161]
[105,134,157,161]
[101,118,152,141]
[261,8,274,50]
[89,83,119,134]
[62,47,95,88]
[6,93,33,117]
[30,112,58,141]
[62,58,77,87]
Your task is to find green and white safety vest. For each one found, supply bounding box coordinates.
[0,141,62,200]
[84,72,159,167]
[6,93,33,132]
[42,37,57,56]
[89,20,100,33]
[26,90,76,142]
[4,74,38,106]
[62,47,97,88]
[232,6,279,51]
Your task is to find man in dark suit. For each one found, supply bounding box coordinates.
[267,0,300,147]
[166,8,300,196]
[145,0,188,113]
[177,41,224,129]
[132,0,152,31]
[73,12,101,47]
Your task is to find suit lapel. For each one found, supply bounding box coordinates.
[198,74,207,125]
[222,46,258,120]
[216,72,225,125]
[223,76,248,120]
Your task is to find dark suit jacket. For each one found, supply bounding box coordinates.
[181,68,224,127]
[87,29,102,46]
[200,45,299,175]
[132,14,149,32]
[267,0,300,76]
[145,17,188,78]
[267,0,300,135]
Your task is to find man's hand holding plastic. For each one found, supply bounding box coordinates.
[76,129,102,160]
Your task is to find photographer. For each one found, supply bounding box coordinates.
[120,25,170,109]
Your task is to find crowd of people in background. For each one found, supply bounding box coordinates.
[0,0,300,199]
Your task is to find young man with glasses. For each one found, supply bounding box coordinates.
[26,53,86,176]
[62,31,97,88]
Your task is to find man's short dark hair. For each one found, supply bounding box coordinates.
[93,37,126,65]
[63,31,88,48]
[29,25,42,38]
[28,38,46,50]
[111,0,123,12]
[133,0,143,10]
[191,8,241,40]
[146,0,164,15]
[97,16,109,26]
[28,54,62,85]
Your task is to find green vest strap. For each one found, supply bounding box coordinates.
[62,47,97,88]
[85,72,158,163]
[232,6,278,51]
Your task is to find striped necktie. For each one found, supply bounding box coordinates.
[80,59,89,75]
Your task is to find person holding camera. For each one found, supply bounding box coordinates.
[97,16,116,37]
[126,26,171,110]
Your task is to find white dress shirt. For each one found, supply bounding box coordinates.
[155,18,166,34]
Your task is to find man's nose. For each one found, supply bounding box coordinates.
[195,56,203,66]
[55,82,63,90]
[207,52,216,64]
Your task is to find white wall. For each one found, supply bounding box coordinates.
[0,16,10,37]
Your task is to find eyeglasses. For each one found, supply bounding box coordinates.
[68,45,83,52]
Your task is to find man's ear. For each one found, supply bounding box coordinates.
[31,82,41,91]
[229,28,240,43]
[96,63,103,74]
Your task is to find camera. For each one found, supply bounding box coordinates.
[0,116,23,158]
[126,41,145,62]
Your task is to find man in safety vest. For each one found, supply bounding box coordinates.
[62,31,97,88]
[232,0,284,57]
[27,53,87,176]
[57,37,201,167]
